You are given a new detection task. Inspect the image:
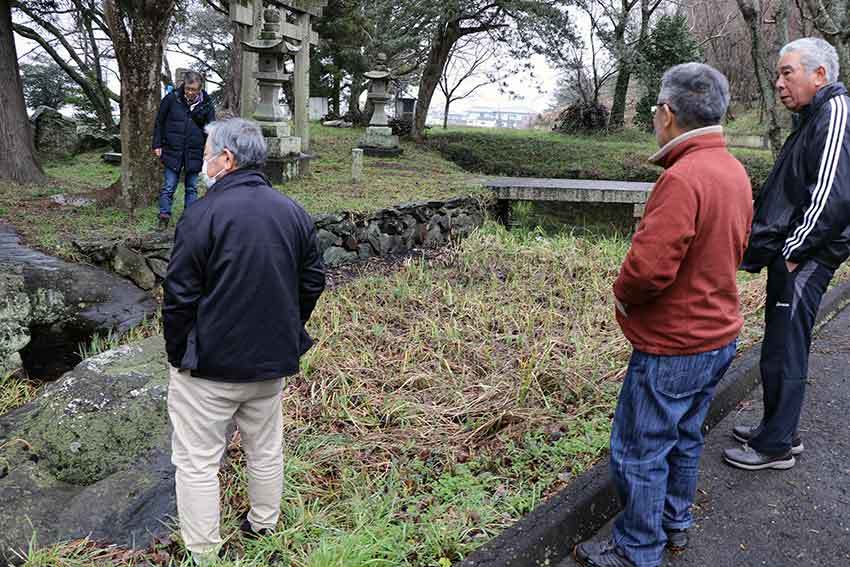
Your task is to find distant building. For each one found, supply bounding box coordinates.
[394,96,417,121]
[426,106,539,129]
[465,107,537,129]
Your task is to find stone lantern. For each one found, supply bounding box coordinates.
[242,6,303,181]
[359,53,402,157]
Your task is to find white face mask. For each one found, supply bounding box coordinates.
[201,153,223,187]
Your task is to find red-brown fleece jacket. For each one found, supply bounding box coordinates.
[613,126,754,355]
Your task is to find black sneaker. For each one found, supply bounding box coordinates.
[239,518,273,539]
[157,215,171,231]
[723,444,795,470]
[731,425,804,455]
[574,540,636,567]
[665,528,688,551]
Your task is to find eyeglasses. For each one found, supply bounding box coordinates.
[650,102,675,114]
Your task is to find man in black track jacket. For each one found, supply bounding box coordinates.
[152,70,216,230]
[725,38,850,471]
[163,117,324,565]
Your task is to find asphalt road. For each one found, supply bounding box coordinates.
[560,306,850,567]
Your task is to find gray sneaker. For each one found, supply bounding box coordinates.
[731,425,804,455]
[723,444,795,470]
[574,540,636,567]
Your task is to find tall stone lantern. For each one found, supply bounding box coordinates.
[242,6,303,182]
[359,53,402,157]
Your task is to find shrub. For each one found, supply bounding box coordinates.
[552,102,610,134]
[389,118,413,138]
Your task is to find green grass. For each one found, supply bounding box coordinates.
[0,123,482,258]
[0,371,38,416]
[427,126,776,192]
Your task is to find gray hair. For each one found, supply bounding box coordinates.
[205,118,267,170]
[780,37,839,83]
[183,70,204,86]
[658,62,730,130]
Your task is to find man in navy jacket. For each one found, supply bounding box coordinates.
[725,38,850,471]
[152,70,216,230]
[163,118,324,564]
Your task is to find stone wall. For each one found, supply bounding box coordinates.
[73,196,491,289]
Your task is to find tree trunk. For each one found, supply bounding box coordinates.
[412,21,460,142]
[804,0,849,85]
[223,21,243,116]
[348,73,363,115]
[608,64,631,130]
[607,16,632,130]
[104,0,175,211]
[0,0,46,184]
[331,71,341,116]
[443,98,450,129]
[737,0,783,157]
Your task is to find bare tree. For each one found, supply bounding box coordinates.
[801,0,850,85]
[408,0,575,142]
[104,0,176,211]
[437,36,503,128]
[555,1,618,106]
[11,0,119,130]
[582,0,665,129]
[736,0,784,154]
[1,0,46,184]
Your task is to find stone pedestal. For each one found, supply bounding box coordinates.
[264,154,314,184]
[360,126,402,157]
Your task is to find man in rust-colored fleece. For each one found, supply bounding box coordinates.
[574,63,753,567]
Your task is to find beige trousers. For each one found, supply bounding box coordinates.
[167,366,284,554]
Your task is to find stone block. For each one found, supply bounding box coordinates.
[265,136,301,158]
[112,245,156,290]
[357,244,373,260]
[316,229,340,253]
[146,258,169,280]
[323,246,358,266]
[361,126,399,149]
[30,107,79,158]
[260,122,291,138]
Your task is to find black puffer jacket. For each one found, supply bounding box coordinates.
[741,83,850,272]
[151,85,216,173]
[162,169,326,382]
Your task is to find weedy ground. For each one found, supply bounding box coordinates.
[6,220,847,566]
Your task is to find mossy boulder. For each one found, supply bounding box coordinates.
[0,264,31,373]
[0,336,175,560]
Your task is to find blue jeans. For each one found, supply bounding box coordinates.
[159,166,199,218]
[610,340,737,567]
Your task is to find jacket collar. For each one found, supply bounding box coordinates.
[648,125,726,168]
[177,85,207,107]
[796,82,849,125]
[207,167,271,194]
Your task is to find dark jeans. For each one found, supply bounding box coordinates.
[159,165,199,218]
[749,255,834,455]
[611,340,737,567]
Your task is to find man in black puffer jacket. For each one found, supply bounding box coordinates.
[152,70,216,230]
[724,38,850,472]
[163,117,324,564]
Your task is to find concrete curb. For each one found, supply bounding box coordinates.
[461,278,850,567]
